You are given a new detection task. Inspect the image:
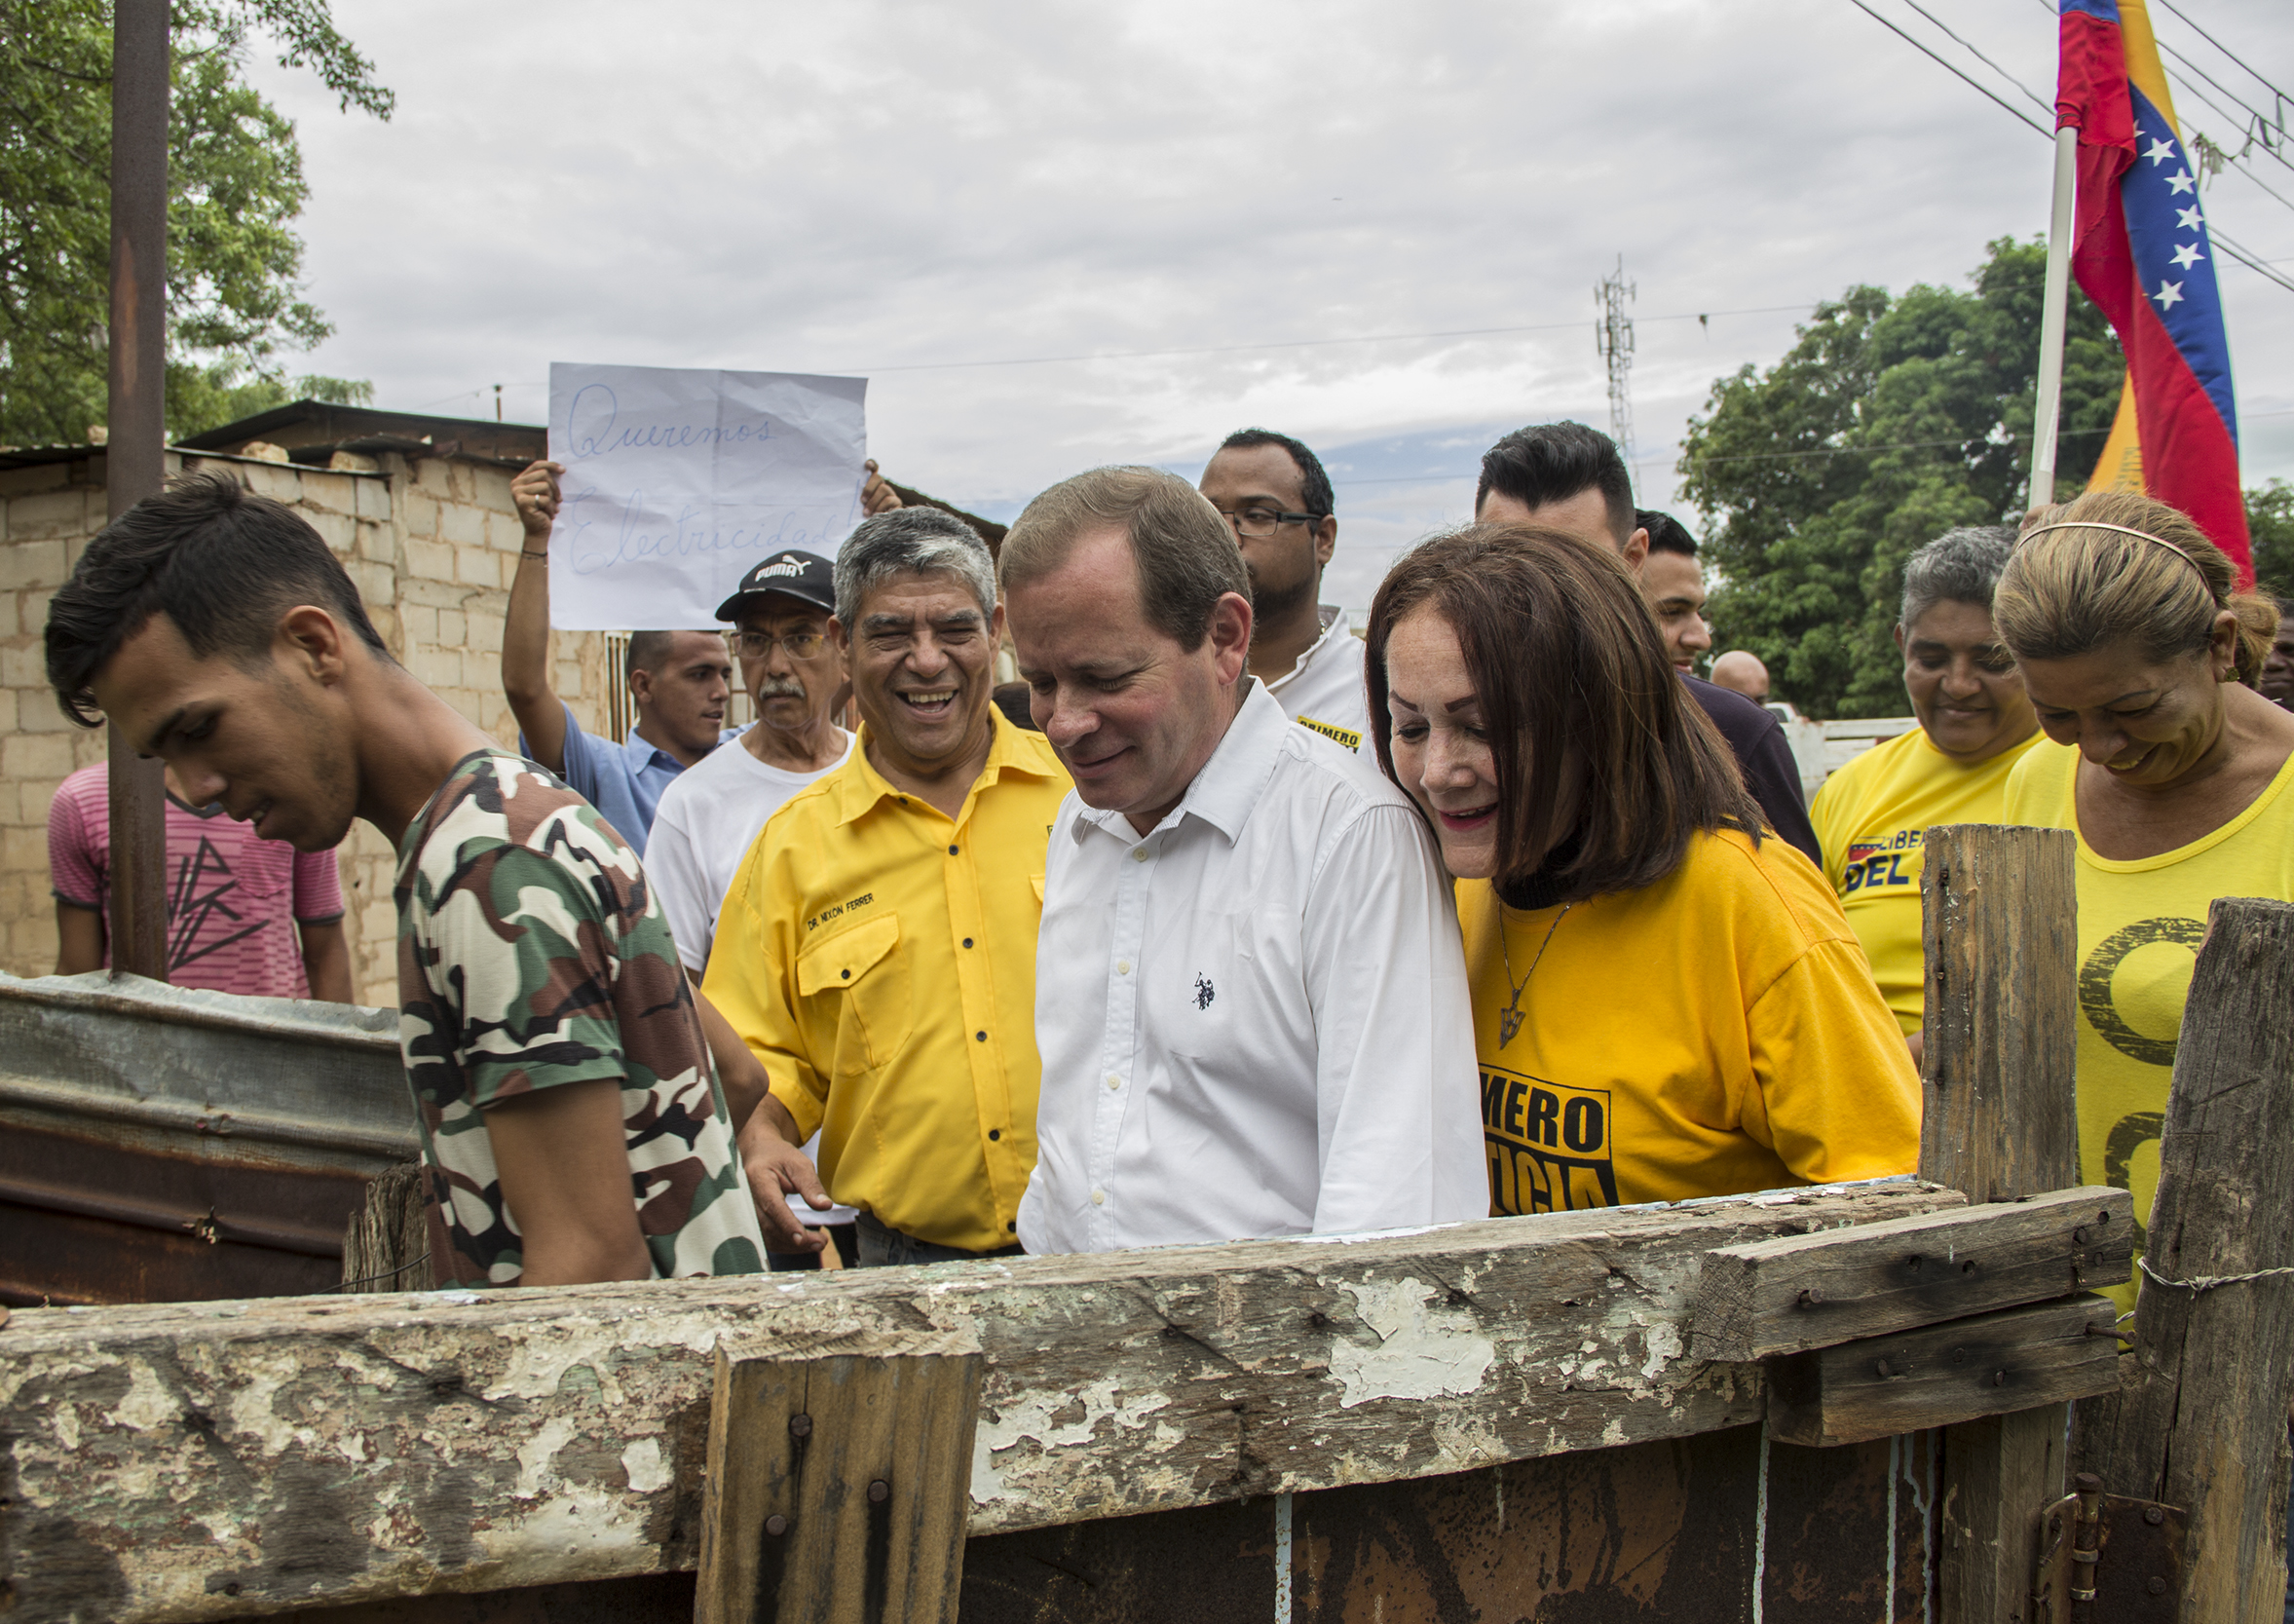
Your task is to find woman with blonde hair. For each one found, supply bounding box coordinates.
[1996,489,2294,1293]
[1366,524,1920,1214]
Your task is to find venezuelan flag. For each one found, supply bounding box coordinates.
[2057,0,2251,580]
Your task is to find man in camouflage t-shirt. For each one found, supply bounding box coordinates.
[398,751,766,1286]
[44,472,765,1290]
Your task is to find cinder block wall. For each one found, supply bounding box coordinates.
[0,448,616,1007]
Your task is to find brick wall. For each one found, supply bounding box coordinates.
[0,447,619,1007]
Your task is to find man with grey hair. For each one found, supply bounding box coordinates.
[1810,525,2043,1057]
[1000,466,1483,1254]
[703,509,1072,1266]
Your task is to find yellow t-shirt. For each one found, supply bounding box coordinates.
[1459,828,1921,1212]
[2003,739,2294,1307]
[1810,726,2046,1034]
[703,716,1072,1252]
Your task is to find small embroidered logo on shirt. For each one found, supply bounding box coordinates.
[1194,974,1216,1010]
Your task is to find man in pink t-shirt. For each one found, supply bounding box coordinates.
[48,762,355,1001]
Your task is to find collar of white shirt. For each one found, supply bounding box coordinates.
[1067,678,1292,848]
[1262,605,1348,694]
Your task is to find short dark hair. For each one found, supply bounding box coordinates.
[625,630,695,680]
[1365,524,1761,905]
[999,466,1248,651]
[46,471,390,727]
[1216,428,1334,518]
[1476,422,1635,546]
[1639,510,1696,557]
[834,508,997,627]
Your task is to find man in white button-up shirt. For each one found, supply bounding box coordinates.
[1000,466,1485,1254]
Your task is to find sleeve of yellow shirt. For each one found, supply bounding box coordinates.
[699,850,830,1143]
[1742,935,1923,1185]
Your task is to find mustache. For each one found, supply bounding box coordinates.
[753,679,809,699]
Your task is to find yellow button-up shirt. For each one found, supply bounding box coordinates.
[703,715,1071,1251]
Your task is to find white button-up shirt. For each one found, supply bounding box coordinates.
[1018,680,1485,1254]
[1262,605,1370,751]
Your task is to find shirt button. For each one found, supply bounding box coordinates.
[963,937,974,949]
[1115,960,1132,975]
[948,844,959,855]
[1130,848,1148,863]
[1090,1189,1107,1206]
[988,1128,1001,1142]
[976,1031,988,1042]
[840,969,850,980]
[1106,1073,1121,1091]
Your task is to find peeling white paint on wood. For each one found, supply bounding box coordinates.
[0,1181,1963,1624]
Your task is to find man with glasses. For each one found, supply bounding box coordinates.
[1197,429,1369,750]
[646,552,852,975]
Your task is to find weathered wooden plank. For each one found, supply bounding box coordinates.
[0,1181,1958,1624]
[341,1162,432,1294]
[2075,897,2294,1624]
[1919,824,2080,1624]
[1766,1296,2119,1448]
[1919,825,2078,1206]
[694,1337,980,1624]
[1693,1187,2132,1360]
[1293,1428,1767,1622]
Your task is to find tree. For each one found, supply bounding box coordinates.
[0,0,390,446]
[2249,480,2294,600]
[1679,237,2125,718]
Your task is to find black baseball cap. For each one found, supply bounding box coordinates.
[714,550,836,623]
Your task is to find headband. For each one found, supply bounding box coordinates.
[2018,520,2215,594]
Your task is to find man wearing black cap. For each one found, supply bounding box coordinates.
[646,551,852,977]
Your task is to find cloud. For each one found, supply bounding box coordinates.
[256,0,2294,609]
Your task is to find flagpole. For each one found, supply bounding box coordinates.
[2028,125,2080,510]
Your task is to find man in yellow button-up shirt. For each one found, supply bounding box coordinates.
[705,510,1071,1265]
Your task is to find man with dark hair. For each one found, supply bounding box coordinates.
[44,472,767,1288]
[704,508,1072,1266]
[501,459,738,856]
[1477,422,1820,864]
[1637,509,1711,675]
[2261,593,2294,710]
[1198,428,1369,749]
[1000,466,1481,1253]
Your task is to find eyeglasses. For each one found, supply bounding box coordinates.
[1216,506,1320,539]
[733,628,829,660]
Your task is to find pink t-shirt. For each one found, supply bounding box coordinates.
[47,764,347,999]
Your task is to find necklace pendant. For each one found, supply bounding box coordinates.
[1499,1005,1523,1046]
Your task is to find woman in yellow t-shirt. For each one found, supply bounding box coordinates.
[1810,526,2043,1048]
[1994,490,2294,1300]
[1365,524,1920,1213]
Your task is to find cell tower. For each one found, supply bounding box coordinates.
[1595,255,1636,466]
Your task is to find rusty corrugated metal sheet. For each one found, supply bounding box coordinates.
[0,972,416,1305]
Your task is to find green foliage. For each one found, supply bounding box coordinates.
[1680,238,2124,718]
[2249,480,2294,602]
[0,0,389,446]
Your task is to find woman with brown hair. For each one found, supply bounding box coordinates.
[1994,489,2294,1300]
[1366,524,1919,1213]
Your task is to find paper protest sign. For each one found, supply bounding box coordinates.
[544,362,867,629]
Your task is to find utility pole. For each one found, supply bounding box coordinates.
[103,0,170,982]
[1595,255,1636,467]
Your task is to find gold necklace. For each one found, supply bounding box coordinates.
[1497,901,1573,1047]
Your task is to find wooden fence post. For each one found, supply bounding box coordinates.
[2075,896,2294,1623]
[340,1161,432,1293]
[1920,824,2079,1624]
[696,1333,981,1624]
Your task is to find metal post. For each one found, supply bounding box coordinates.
[2027,126,2080,512]
[104,0,169,982]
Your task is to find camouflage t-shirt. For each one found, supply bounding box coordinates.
[394,750,766,1286]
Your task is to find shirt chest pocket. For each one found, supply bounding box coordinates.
[796,913,912,1074]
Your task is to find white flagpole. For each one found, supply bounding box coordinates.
[2028,125,2080,510]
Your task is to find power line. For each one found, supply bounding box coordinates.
[1900,0,2051,113]
[2151,0,2293,111]
[1845,0,2052,136]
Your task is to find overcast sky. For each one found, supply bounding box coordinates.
[254,0,2292,609]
